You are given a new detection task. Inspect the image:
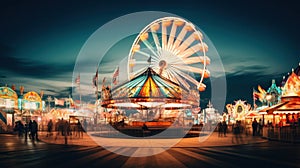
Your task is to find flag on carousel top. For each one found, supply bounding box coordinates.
[93,69,98,88]
[147,55,152,64]
[112,66,119,85]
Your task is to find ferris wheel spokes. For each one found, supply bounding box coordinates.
[175,65,210,78]
[128,17,210,92]
[129,66,148,79]
[167,22,177,50]
[135,50,159,63]
[141,37,159,58]
[170,66,199,86]
[173,25,191,50]
[168,67,192,89]
[179,43,208,58]
[176,32,197,53]
[150,30,161,52]
[161,22,168,50]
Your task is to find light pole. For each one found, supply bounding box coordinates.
[47,96,53,112]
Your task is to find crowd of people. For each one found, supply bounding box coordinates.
[217,120,227,137]
[14,120,39,141]
[52,118,87,139]
[13,118,89,141]
[216,118,265,144]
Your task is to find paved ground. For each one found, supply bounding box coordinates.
[38,131,266,148]
[1,132,299,168]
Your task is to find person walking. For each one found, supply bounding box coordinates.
[222,120,227,137]
[232,121,243,144]
[31,120,39,141]
[24,123,29,141]
[252,118,258,136]
[59,118,65,136]
[217,122,223,137]
[15,121,24,138]
[76,120,83,138]
[47,119,53,137]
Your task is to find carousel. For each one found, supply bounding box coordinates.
[100,17,211,127]
[101,67,200,126]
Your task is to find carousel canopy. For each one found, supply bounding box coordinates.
[282,72,300,97]
[101,67,199,109]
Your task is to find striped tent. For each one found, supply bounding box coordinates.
[101,67,199,109]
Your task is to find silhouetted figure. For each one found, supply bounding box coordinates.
[217,122,223,137]
[24,123,29,141]
[232,121,243,144]
[47,119,53,137]
[142,123,149,131]
[64,120,71,136]
[252,118,258,136]
[31,120,39,141]
[15,121,24,138]
[59,118,65,136]
[76,120,83,138]
[142,123,149,137]
[222,120,227,137]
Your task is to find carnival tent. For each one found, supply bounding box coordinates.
[101,67,199,109]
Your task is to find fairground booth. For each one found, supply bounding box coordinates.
[0,85,46,132]
[199,101,223,125]
[0,86,18,132]
[226,100,260,126]
[259,65,300,126]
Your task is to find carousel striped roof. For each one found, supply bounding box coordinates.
[101,67,199,109]
[111,67,188,99]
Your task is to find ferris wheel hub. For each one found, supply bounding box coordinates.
[159,60,167,68]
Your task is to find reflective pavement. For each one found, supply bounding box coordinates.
[0,133,299,168]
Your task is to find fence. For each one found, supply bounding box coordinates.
[262,126,300,143]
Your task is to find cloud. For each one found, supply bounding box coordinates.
[226,65,270,77]
[220,53,274,77]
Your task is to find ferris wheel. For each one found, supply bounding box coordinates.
[127,17,210,91]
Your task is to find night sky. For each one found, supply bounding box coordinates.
[1,0,299,110]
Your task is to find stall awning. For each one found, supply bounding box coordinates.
[259,97,300,115]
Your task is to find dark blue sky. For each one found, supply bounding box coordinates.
[0,0,299,108]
